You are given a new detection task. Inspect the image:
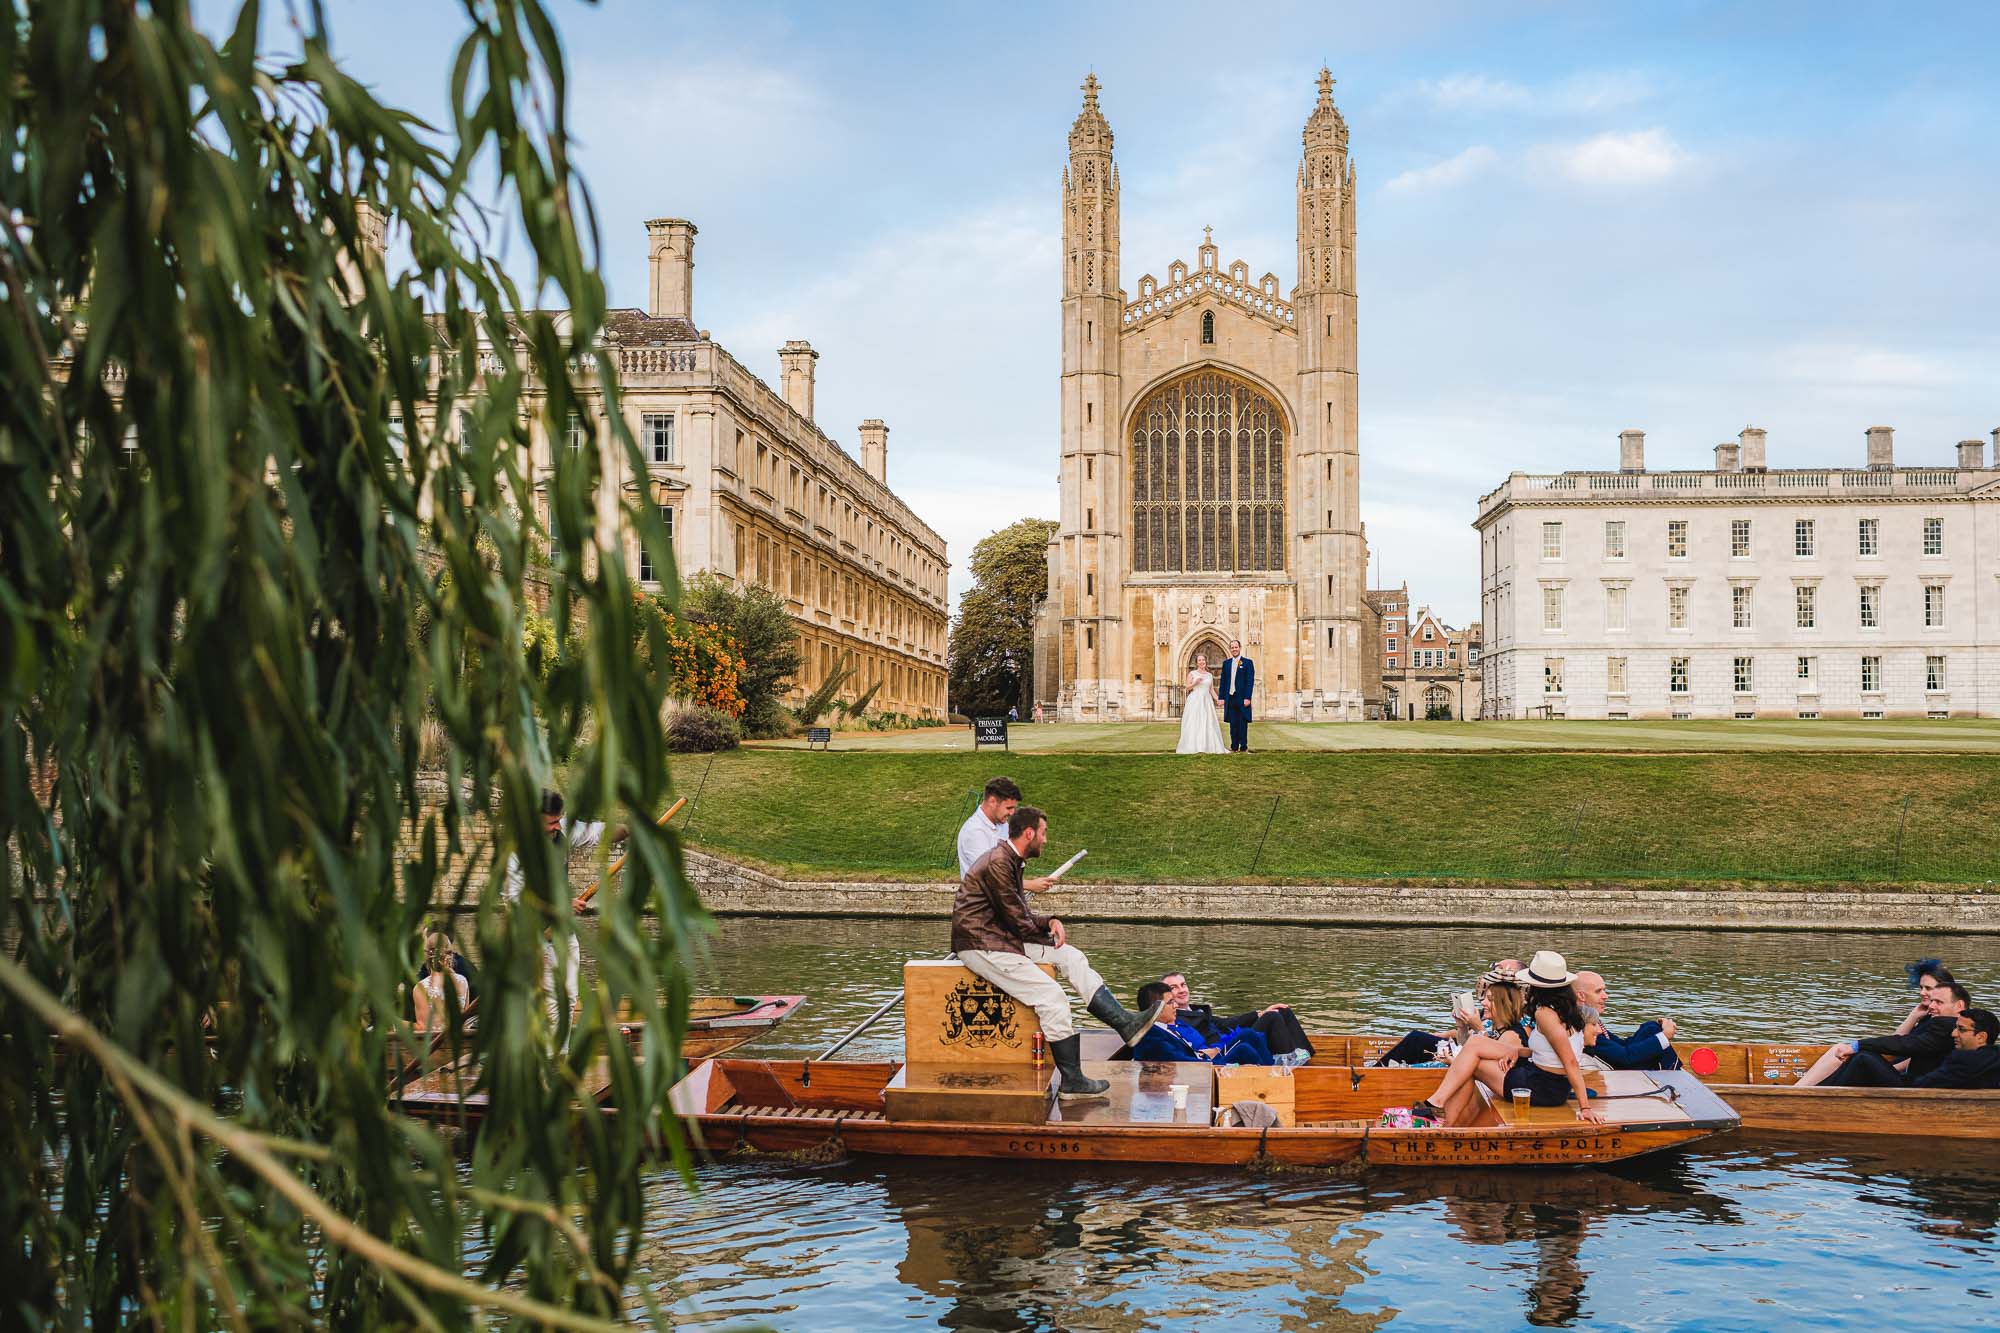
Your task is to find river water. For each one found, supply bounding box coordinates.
[607,915,2000,1330]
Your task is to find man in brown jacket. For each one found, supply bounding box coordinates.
[953,805,1162,1097]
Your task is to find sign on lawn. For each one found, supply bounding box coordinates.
[806,727,832,751]
[972,716,1008,750]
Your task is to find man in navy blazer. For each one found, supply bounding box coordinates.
[1912,1009,2000,1088]
[1576,971,1680,1070]
[1218,639,1255,753]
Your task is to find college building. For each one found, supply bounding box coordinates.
[422,216,951,719]
[1364,584,1483,720]
[1475,427,2000,719]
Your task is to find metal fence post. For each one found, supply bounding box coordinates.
[1249,795,1281,877]
[1892,792,1912,881]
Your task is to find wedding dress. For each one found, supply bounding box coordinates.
[1175,670,1228,754]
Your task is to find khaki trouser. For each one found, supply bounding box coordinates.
[957,942,1105,1042]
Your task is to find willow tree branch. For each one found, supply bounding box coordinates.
[1,954,631,1333]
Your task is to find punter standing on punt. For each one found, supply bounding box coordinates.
[952,805,1164,1098]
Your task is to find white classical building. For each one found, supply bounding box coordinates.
[1476,426,2000,720]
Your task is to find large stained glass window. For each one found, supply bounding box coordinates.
[1130,371,1286,573]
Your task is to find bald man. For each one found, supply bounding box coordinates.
[1574,971,1679,1071]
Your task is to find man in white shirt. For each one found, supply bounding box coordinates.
[956,776,1054,890]
[504,790,628,1035]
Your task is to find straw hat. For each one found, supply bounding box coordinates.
[1478,966,1519,990]
[1521,950,1577,989]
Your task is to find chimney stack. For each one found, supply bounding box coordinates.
[644,217,696,321]
[859,419,888,484]
[778,340,818,421]
[1713,442,1740,472]
[1618,429,1646,472]
[1958,439,1985,470]
[1865,425,1894,471]
[1738,426,1767,471]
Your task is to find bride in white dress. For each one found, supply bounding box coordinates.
[1175,652,1229,754]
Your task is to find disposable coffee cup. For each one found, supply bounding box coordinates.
[1170,1083,1189,1110]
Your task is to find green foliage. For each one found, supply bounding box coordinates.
[791,650,854,726]
[839,680,884,721]
[0,3,699,1327]
[947,517,1056,716]
[664,704,743,753]
[681,572,803,737]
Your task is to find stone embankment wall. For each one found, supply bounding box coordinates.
[682,851,2000,935]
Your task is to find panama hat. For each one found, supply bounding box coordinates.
[1521,950,1577,989]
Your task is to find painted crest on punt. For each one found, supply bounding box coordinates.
[939,977,1022,1049]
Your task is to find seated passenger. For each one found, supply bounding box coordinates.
[1574,970,1679,1071]
[1160,971,1314,1065]
[1512,952,1607,1121]
[412,928,471,1032]
[1912,1009,2000,1089]
[1374,957,1524,1067]
[1810,981,1970,1088]
[1790,958,1954,1088]
[1411,972,1532,1126]
[1130,981,1274,1066]
[1893,958,1954,1035]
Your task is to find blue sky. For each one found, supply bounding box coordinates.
[241,2,1999,625]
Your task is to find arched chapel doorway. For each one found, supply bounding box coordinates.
[1169,632,1230,718]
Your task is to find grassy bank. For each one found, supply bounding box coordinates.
[673,749,2000,887]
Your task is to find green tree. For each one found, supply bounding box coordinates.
[1,3,696,1327]
[947,517,1056,716]
[681,571,804,737]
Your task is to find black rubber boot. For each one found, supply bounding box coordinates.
[1087,985,1164,1050]
[1049,1034,1109,1099]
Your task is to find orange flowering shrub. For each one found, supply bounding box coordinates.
[633,592,746,717]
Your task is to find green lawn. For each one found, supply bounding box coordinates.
[675,748,2000,888]
[757,717,2000,755]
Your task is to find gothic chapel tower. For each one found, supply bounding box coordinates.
[1293,69,1365,714]
[1051,75,1124,717]
[1036,71,1367,722]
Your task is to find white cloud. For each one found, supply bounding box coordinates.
[1535,128,1690,184]
[1384,145,1498,193]
[1408,70,1654,115]
[1415,74,1531,110]
[1768,341,1960,392]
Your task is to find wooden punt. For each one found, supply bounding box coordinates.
[667,1058,1739,1170]
[1271,1031,2000,1140]
[389,993,805,1123]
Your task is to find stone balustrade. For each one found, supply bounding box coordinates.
[1480,465,1994,518]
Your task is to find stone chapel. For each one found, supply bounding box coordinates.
[1035,71,1369,721]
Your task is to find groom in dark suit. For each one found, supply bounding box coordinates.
[1219,639,1255,752]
